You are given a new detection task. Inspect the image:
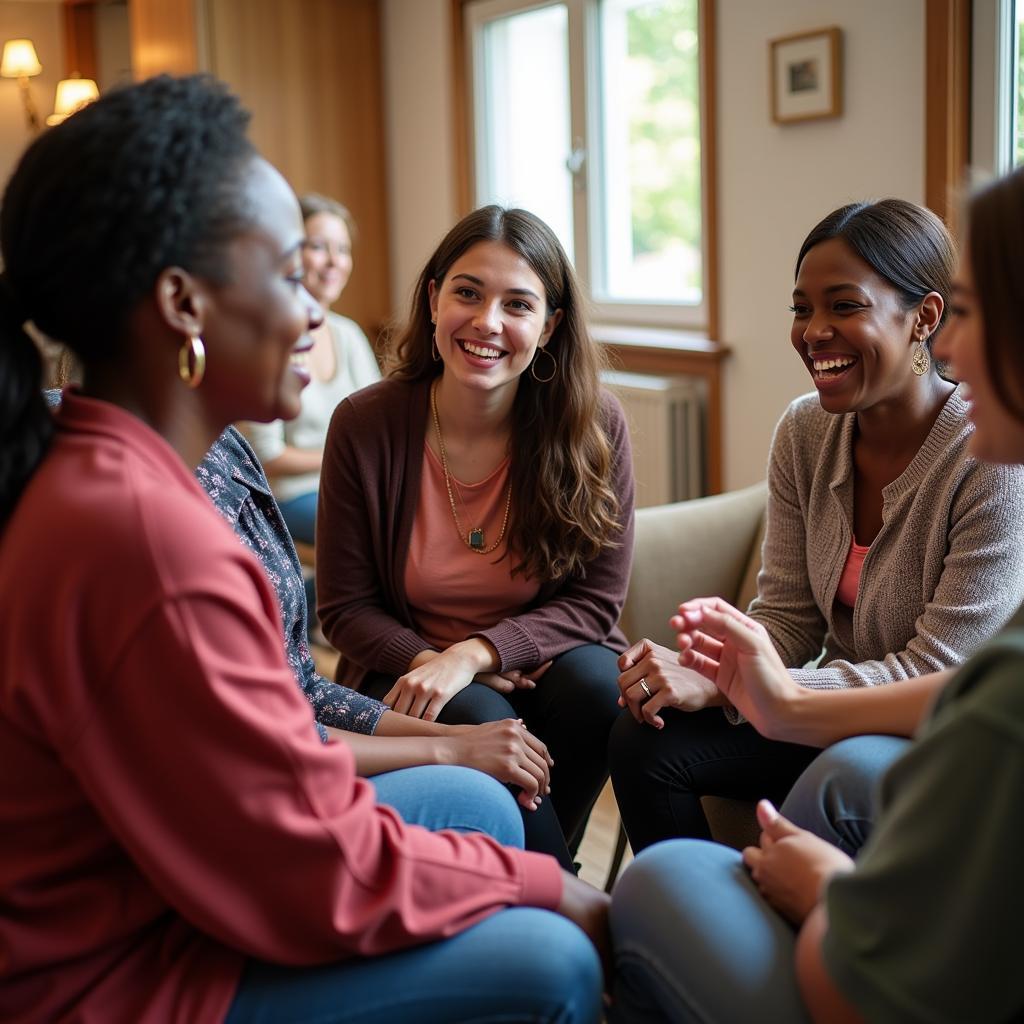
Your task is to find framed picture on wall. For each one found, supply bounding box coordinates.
[769,27,842,124]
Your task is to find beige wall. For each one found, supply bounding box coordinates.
[0,1,62,188]
[716,0,924,487]
[382,0,926,489]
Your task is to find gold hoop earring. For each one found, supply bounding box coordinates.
[911,337,930,376]
[530,347,557,383]
[178,334,206,388]
[431,332,442,362]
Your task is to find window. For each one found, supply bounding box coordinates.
[972,0,1016,176]
[466,0,707,329]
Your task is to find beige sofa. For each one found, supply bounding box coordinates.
[606,482,768,888]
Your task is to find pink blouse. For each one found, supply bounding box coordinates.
[836,536,871,607]
[405,444,540,651]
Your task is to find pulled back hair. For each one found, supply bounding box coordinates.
[967,168,1024,422]
[299,193,357,242]
[0,74,256,523]
[386,205,620,582]
[795,199,956,350]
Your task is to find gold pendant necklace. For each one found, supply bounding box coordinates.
[430,379,512,554]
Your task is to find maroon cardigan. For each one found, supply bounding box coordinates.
[317,377,634,687]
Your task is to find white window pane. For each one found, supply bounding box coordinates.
[477,4,574,259]
[1016,2,1024,166]
[598,0,701,304]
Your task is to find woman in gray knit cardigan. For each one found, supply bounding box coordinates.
[609,199,1024,852]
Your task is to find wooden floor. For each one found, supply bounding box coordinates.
[577,778,633,889]
[311,643,633,888]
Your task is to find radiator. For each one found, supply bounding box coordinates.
[601,370,705,508]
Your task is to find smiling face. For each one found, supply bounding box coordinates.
[427,239,562,399]
[301,211,352,308]
[790,237,929,415]
[936,256,1024,464]
[196,157,321,425]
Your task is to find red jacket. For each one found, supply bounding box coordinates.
[0,393,561,1024]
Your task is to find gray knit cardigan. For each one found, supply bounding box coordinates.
[748,388,1024,689]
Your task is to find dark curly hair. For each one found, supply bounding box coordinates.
[0,74,256,523]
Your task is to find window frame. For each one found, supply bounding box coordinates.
[454,0,718,335]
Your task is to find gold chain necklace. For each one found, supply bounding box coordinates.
[429,380,512,554]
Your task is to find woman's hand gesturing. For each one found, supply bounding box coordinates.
[671,597,801,739]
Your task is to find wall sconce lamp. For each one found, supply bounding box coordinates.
[47,74,99,126]
[1,38,43,132]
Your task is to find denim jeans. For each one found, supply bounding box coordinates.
[227,908,602,1023]
[226,765,603,1023]
[781,734,911,855]
[278,490,318,547]
[369,763,524,846]
[362,643,622,871]
[610,840,811,1023]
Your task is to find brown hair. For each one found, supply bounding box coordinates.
[299,193,357,243]
[386,205,621,581]
[967,169,1024,421]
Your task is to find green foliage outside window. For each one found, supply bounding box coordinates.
[627,0,701,288]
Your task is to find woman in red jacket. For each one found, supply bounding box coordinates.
[0,75,605,1024]
[317,206,635,869]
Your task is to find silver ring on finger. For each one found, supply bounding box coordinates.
[639,678,652,699]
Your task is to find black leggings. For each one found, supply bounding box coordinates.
[362,643,622,871]
[609,706,820,853]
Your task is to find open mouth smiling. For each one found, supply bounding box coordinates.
[458,339,507,361]
[811,354,858,379]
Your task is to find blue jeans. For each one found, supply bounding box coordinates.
[278,490,318,546]
[362,643,622,871]
[781,735,911,855]
[370,764,524,845]
[227,765,603,1022]
[610,840,811,1023]
[227,908,602,1023]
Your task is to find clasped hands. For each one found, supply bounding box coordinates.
[384,640,551,722]
[618,596,805,738]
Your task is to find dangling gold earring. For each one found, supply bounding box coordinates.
[911,335,930,376]
[431,332,442,362]
[530,347,557,382]
[178,334,206,388]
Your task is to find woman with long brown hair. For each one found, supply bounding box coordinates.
[317,205,635,869]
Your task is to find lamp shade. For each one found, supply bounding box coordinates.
[46,76,99,125]
[1,39,42,78]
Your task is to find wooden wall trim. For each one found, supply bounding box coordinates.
[699,0,719,342]
[451,0,472,216]
[62,1,98,81]
[924,0,972,228]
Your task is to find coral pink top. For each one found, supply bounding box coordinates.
[0,394,561,1024]
[406,444,540,651]
[836,536,871,608]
